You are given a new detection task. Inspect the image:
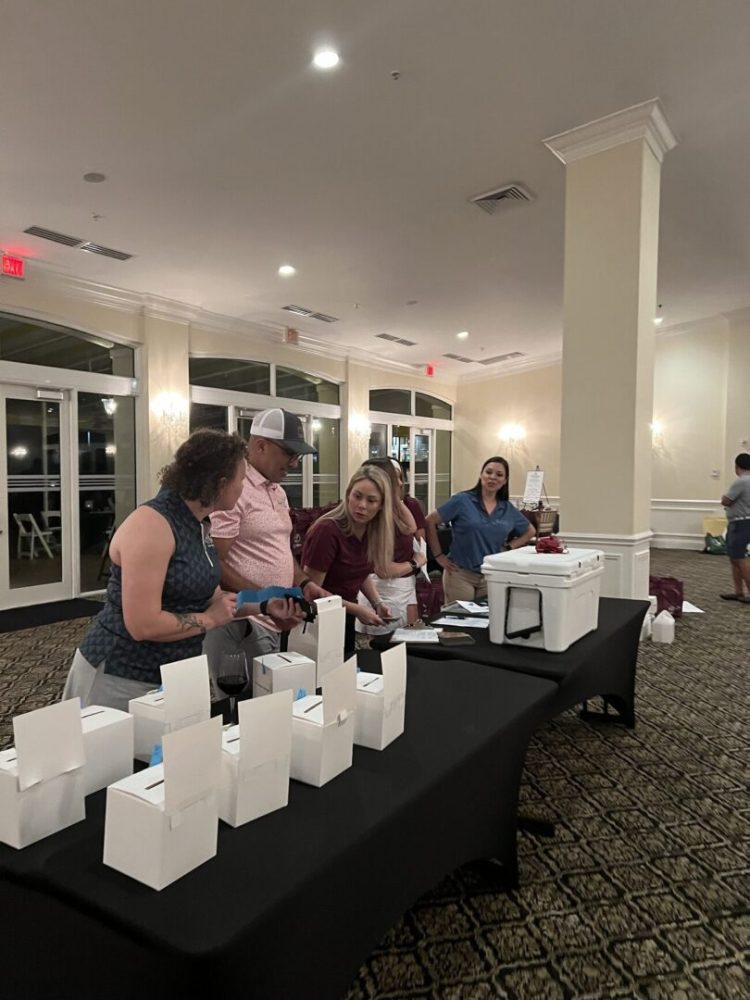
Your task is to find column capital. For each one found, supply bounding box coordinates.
[543,98,677,166]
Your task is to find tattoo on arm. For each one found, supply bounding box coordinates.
[174,612,206,634]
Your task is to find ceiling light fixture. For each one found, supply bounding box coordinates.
[278,264,296,277]
[456,331,469,340]
[313,48,339,69]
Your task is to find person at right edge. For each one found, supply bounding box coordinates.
[719,452,750,603]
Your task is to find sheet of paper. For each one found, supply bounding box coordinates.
[237,689,292,772]
[13,698,85,791]
[161,655,211,729]
[163,715,222,814]
[413,537,430,582]
[432,616,490,629]
[681,601,704,614]
[391,628,442,642]
[522,469,544,506]
[456,601,489,614]
[380,643,407,701]
[321,657,357,726]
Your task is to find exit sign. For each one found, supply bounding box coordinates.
[2,254,25,279]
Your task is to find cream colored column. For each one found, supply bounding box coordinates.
[544,100,676,598]
[343,360,373,483]
[140,312,190,496]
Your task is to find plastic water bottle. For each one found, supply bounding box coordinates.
[651,610,675,644]
[640,613,653,641]
[648,595,658,616]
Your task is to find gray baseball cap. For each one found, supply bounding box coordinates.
[250,408,317,455]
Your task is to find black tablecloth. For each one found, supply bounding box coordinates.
[1,657,557,1000]
[374,597,647,727]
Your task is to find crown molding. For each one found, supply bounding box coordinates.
[543,98,678,166]
[457,349,563,383]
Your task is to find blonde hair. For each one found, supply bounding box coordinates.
[308,465,394,576]
[359,458,413,534]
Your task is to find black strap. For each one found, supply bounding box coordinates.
[504,587,543,640]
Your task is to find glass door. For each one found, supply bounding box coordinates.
[0,385,73,607]
[413,429,431,512]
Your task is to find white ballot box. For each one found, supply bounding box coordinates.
[0,699,86,849]
[287,595,346,683]
[103,715,222,890]
[252,651,316,699]
[219,690,293,827]
[354,644,407,751]
[482,548,604,653]
[80,706,134,796]
[290,657,356,787]
[128,655,211,762]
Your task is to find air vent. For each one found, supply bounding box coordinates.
[376,333,417,347]
[443,353,474,363]
[469,183,534,215]
[282,305,339,323]
[24,225,84,247]
[79,242,132,261]
[24,226,133,260]
[477,351,525,366]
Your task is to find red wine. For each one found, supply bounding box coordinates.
[217,674,248,696]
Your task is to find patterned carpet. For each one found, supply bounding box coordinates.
[0,551,747,998]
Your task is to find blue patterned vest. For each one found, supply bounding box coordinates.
[80,488,220,684]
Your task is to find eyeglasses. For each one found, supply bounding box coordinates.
[270,440,302,464]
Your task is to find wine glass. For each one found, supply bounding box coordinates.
[216,652,249,726]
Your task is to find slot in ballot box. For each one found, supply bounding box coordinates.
[252,651,315,699]
[103,715,222,890]
[354,644,407,751]
[290,657,356,787]
[219,690,293,827]
[482,548,604,653]
[128,655,211,762]
[80,705,134,796]
[287,595,346,683]
[0,699,86,849]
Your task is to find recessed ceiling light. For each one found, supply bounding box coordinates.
[278,264,296,277]
[456,331,469,340]
[653,316,663,326]
[83,172,106,183]
[313,49,339,69]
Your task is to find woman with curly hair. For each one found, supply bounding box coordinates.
[64,429,295,710]
[301,464,395,654]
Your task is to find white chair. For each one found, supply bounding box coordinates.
[41,510,63,550]
[13,513,55,559]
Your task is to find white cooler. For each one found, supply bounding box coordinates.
[481,548,604,652]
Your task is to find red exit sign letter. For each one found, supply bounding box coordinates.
[2,255,25,279]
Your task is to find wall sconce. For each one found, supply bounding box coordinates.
[106,444,117,456]
[349,414,372,439]
[499,423,526,446]
[311,419,322,433]
[152,392,188,436]
[102,398,118,417]
[650,420,664,447]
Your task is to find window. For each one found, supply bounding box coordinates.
[276,367,339,405]
[415,392,452,420]
[0,312,134,377]
[189,402,228,433]
[369,388,411,415]
[188,358,271,395]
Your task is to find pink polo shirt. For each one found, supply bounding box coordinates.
[209,462,294,589]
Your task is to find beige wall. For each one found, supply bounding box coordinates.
[454,364,562,498]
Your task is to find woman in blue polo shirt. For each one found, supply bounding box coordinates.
[425,456,534,603]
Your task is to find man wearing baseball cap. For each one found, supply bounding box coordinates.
[204,408,327,681]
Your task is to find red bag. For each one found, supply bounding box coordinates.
[416,575,444,621]
[648,575,684,619]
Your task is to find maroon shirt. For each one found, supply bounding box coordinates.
[392,495,427,564]
[302,518,372,603]
[404,495,427,532]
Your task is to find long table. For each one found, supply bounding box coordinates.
[377,597,647,727]
[0,657,557,1000]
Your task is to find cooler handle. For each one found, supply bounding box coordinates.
[504,587,543,640]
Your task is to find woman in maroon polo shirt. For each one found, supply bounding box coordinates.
[355,458,427,632]
[301,465,395,653]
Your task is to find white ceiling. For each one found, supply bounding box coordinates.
[2,1,749,377]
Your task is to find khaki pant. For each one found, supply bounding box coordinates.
[442,566,487,604]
